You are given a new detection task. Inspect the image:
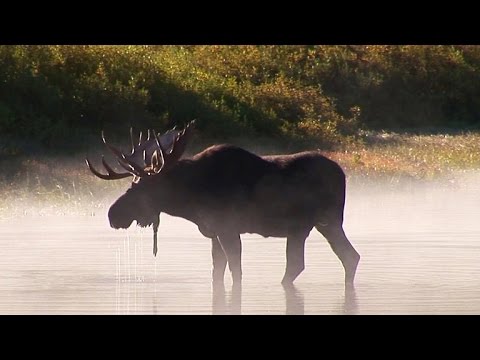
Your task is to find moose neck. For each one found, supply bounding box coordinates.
[151,160,200,224]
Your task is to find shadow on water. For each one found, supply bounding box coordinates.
[283,284,305,315]
[343,285,358,315]
[212,283,242,315]
[283,284,358,315]
[211,282,358,315]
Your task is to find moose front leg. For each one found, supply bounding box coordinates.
[211,236,227,284]
[217,233,242,286]
[153,216,160,257]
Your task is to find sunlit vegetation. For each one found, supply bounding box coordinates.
[327,132,480,181]
[2,45,480,155]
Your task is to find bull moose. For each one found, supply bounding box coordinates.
[85,120,360,286]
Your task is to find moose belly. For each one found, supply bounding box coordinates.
[195,201,319,238]
[238,205,316,238]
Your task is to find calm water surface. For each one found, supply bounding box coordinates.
[1,172,480,314]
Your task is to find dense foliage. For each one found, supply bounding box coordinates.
[1,45,479,154]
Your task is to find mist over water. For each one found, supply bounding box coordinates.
[1,171,480,314]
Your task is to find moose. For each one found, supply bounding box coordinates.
[86,121,360,286]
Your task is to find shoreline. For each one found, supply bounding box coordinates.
[1,132,480,218]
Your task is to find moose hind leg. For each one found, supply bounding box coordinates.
[217,233,242,285]
[211,237,227,285]
[281,233,308,285]
[316,223,360,285]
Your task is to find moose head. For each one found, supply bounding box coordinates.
[85,120,196,256]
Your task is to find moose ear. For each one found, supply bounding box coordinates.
[151,149,165,173]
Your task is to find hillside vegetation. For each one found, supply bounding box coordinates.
[2,45,480,155]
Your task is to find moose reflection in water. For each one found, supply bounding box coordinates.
[211,283,357,315]
[86,120,360,287]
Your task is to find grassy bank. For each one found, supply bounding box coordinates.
[328,131,480,180]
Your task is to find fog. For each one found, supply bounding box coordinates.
[1,171,480,314]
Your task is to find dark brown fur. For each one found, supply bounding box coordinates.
[108,144,360,286]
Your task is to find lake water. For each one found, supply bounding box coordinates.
[1,171,480,314]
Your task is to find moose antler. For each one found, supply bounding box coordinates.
[85,120,196,180]
[85,131,150,180]
[85,156,133,180]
